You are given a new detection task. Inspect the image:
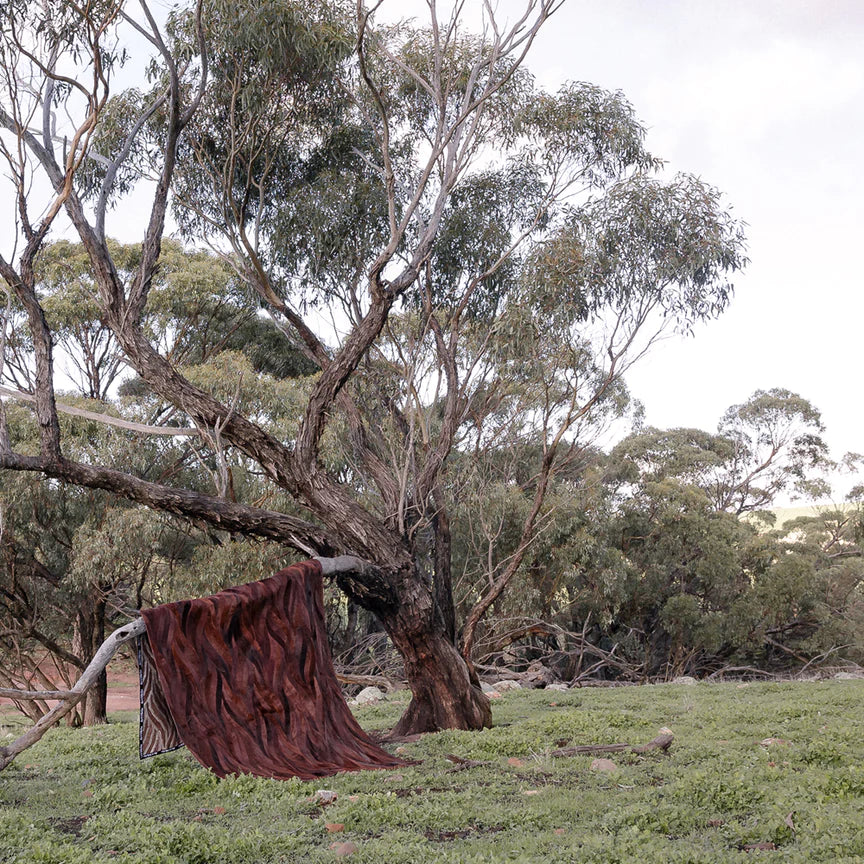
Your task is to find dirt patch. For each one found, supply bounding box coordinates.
[50,815,89,837]
[0,659,141,715]
[105,682,140,713]
[105,662,140,713]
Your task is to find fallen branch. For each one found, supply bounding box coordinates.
[551,731,674,758]
[570,678,637,688]
[436,731,675,772]
[0,618,146,772]
[334,671,401,693]
[706,666,776,681]
[443,753,491,772]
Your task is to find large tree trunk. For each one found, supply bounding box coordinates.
[388,628,491,735]
[350,563,491,736]
[72,601,108,726]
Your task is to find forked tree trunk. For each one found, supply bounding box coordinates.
[326,553,491,735]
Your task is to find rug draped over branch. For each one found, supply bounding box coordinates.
[137,559,405,780]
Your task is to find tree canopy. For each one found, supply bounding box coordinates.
[0,0,751,733]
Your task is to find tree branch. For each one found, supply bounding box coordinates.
[0,451,339,554]
[0,553,377,771]
[0,618,145,771]
[0,385,199,437]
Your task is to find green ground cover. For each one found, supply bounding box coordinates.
[1,681,863,863]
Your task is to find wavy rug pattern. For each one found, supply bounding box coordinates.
[138,559,405,780]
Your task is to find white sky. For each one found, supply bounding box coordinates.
[509,0,864,491]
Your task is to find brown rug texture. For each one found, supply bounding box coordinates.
[138,559,405,780]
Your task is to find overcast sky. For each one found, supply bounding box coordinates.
[502,0,864,496]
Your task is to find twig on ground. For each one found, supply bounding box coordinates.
[443,753,491,772]
[706,666,776,681]
[551,731,674,758]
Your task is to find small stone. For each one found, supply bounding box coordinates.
[480,681,498,694]
[546,682,568,691]
[590,758,617,772]
[354,686,384,705]
[313,789,338,806]
[493,680,522,692]
[671,676,697,685]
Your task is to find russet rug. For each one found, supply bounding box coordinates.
[137,559,405,780]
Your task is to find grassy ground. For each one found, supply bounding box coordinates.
[1,681,863,863]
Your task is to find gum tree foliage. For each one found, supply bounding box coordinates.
[593,476,863,677]
[448,394,858,679]
[2,239,313,399]
[0,403,197,725]
[0,239,318,723]
[608,389,831,516]
[763,506,864,665]
[593,393,839,676]
[0,0,746,733]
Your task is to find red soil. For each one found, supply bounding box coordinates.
[0,662,141,715]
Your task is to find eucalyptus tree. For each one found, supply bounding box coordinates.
[0,400,204,725]
[714,388,830,513]
[0,237,318,724]
[0,0,746,733]
[609,389,830,516]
